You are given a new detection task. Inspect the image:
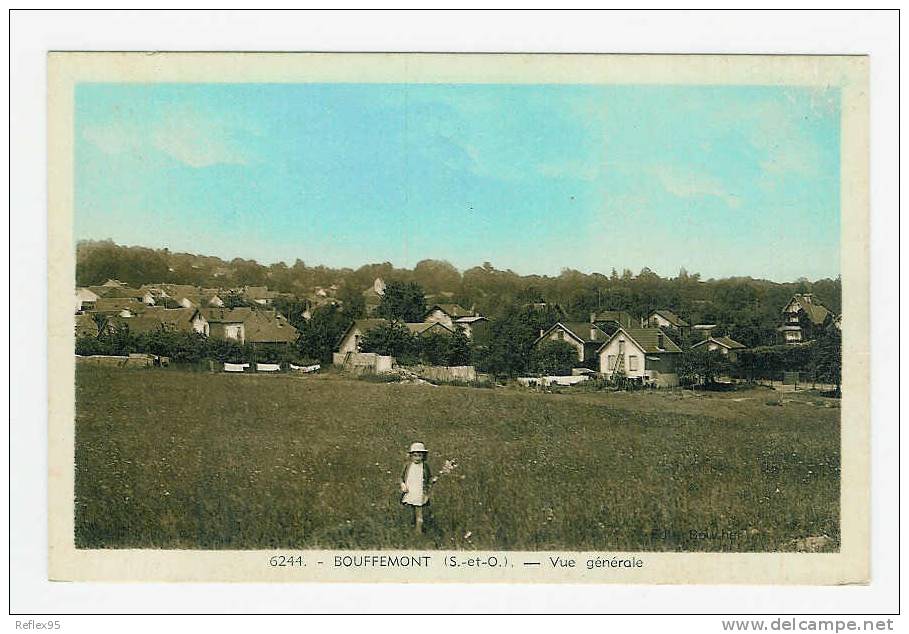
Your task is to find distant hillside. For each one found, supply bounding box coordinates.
[76,239,841,347]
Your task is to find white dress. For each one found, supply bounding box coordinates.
[402,463,426,506]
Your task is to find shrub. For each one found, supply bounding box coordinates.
[530,340,578,376]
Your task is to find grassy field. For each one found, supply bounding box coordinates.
[75,365,840,552]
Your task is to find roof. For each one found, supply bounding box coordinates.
[405,322,453,335]
[93,298,147,313]
[426,304,472,318]
[597,327,682,354]
[536,321,608,346]
[784,294,831,325]
[200,307,254,323]
[244,286,276,300]
[160,284,200,298]
[454,315,487,324]
[649,309,689,328]
[156,308,199,332]
[692,335,746,350]
[244,311,299,343]
[108,314,166,335]
[336,318,389,347]
[100,287,148,300]
[592,310,635,327]
[74,313,99,337]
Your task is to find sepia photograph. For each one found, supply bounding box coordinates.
[46,51,870,584]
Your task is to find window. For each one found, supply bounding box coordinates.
[628,355,639,371]
[607,355,616,370]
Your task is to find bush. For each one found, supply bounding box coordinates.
[360,321,418,363]
[530,340,578,376]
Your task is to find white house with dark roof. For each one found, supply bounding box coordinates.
[646,309,690,338]
[691,335,747,361]
[533,321,609,363]
[597,327,682,387]
[75,287,100,313]
[778,293,833,344]
[424,304,473,329]
[336,318,453,357]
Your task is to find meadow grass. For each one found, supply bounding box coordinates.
[74,365,840,551]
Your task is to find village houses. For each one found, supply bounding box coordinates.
[778,293,833,344]
[423,303,489,339]
[533,321,609,363]
[597,326,682,387]
[691,335,747,361]
[646,309,690,339]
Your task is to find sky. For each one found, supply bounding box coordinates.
[75,82,840,281]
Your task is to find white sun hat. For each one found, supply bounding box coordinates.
[408,442,428,453]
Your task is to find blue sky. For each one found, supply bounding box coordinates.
[75,83,840,281]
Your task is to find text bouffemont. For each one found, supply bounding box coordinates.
[334,554,432,568]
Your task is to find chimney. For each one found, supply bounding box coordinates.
[539,328,544,338]
[590,312,596,324]
[802,293,813,304]
[657,333,664,350]
[590,326,597,341]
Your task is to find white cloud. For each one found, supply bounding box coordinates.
[81,108,251,168]
[150,113,248,168]
[652,164,741,208]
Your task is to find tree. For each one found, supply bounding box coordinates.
[530,340,577,376]
[375,281,426,322]
[412,259,461,295]
[446,328,471,366]
[418,330,451,366]
[812,325,841,395]
[297,304,351,364]
[677,348,731,387]
[359,321,417,363]
[473,306,539,377]
[337,284,366,320]
[271,297,310,330]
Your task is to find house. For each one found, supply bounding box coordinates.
[692,324,718,340]
[74,287,99,313]
[336,319,453,356]
[201,307,254,343]
[590,310,636,336]
[362,278,386,314]
[337,318,389,355]
[200,289,225,307]
[199,307,297,345]
[691,335,747,361]
[156,307,208,334]
[99,286,156,305]
[92,298,148,318]
[244,286,277,305]
[423,303,474,330]
[533,321,609,363]
[243,310,299,346]
[597,327,682,387]
[778,293,833,344]
[646,309,690,338]
[404,322,454,337]
[453,315,489,340]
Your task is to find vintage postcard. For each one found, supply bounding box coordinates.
[48,52,869,584]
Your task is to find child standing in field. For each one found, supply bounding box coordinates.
[400,442,435,533]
